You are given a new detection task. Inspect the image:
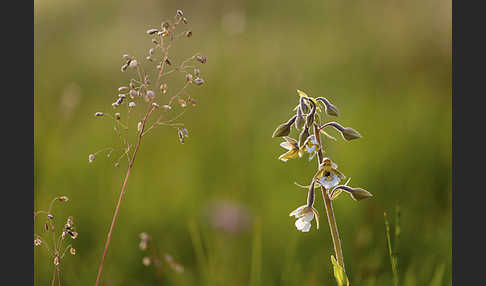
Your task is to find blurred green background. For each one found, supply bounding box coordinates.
[34,0,451,285]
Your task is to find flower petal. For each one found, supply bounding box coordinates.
[318,174,340,189]
[306,145,316,154]
[279,149,299,162]
[283,136,298,146]
[302,211,314,222]
[295,218,311,232]
[289,205,306,217]
[280,141,293,150]
[302,221,312,232]
[332,169,346,180]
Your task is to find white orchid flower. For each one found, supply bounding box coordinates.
[289,205,320,232]
[314,157,345,190]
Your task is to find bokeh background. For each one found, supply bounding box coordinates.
[34,0,451,285]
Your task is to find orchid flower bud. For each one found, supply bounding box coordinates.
[321,122,362,141]
[316,97,339,117]
[272,115,297,138]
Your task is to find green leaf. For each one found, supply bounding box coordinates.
[331,255,349,286]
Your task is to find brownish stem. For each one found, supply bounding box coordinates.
[51,264,56,286]
[313,123,346,271]
[95,106,155,286]
[57,266,61,286]
[321,186,345,269]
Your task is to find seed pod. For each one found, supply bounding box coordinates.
[137,122,143,133]
[116,97,123,105]
[118,94,126,98]
[70,247,76,255]
[298,126,310,148]
[48,214,54,219]
[59,196,69,202]
[115,113,121,120]
[118,86,129,92]
[177,10,184,17]
[178,99,187,108]
[121,63,128,72]
[152,39,158,45]
[161,22,170,29]
[186,30,192,37]
[165,58,172,65]
[53,256,60,266]
[95,112,104,117]
[182,17,188,24]
[45,223,49,231]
